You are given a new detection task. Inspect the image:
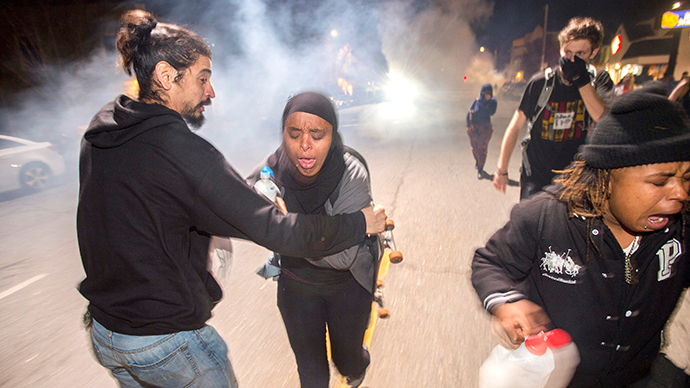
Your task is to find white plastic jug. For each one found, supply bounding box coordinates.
[478,329,580,388]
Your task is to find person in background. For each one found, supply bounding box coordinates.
[669,71,690,117]
[473,86,690,387]
[493,17,614,200]
[466,83,497,179]
[614,73,639,97]
[77,11,386,388]
[248,92,377,388]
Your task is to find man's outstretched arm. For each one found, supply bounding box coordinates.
[493,109,526,193]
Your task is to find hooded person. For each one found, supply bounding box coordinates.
[466,83,498,179]
[247,92,378,388]
[471,85,690,387]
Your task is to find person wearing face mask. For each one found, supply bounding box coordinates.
[493,17,614,200]
[247,92,377,388]
[472,86,690,387]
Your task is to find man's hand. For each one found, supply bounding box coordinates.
[559,56,592,88]
[361,205,387,235]
[491,300,551,349]
[493,173,509,193]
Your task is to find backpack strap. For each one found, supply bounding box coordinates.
[328,146,371,208]
[527,67,555,132]
[522,68,555,177]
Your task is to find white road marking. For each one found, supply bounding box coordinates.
[0,274,48,301]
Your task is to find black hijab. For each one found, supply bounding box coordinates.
[266,92,346,214]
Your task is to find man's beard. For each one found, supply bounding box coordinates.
[182,99,210,130]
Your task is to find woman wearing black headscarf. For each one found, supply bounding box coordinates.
[248,92,377,388]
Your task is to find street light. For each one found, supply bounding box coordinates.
[673,2,682,9]
[480,46,485,53]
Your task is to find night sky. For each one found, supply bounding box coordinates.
[0,0,682,147]
[127,0,678,66]
[11,0,674,60]
[474,0,675,56]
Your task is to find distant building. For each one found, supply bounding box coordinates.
[605,15,690,84]
[505,25,560,84]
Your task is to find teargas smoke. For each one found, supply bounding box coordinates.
[0,0,503,175]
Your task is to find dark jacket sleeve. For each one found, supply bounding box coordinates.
[471,195,548,312]
[193,157,365,258]
[486,98,497,116]
[466,99,476,127]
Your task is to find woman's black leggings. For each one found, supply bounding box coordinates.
[277,274,372,388]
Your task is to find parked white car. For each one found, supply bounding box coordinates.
[0,135,66,193]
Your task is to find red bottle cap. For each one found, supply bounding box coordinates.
[524,333,549,356]
[545,329,572,349]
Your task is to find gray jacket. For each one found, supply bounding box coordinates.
[248,151,378,293]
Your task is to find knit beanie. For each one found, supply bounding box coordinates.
[580,85,690,169]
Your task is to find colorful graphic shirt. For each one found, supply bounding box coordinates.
[518,68,613,187]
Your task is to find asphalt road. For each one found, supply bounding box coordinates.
[1,92,520,388]
[2,92,687,388]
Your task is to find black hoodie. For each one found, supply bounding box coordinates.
[77,95,366,335]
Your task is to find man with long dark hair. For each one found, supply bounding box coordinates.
[77,10,386,388]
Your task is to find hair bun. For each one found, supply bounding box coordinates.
[122,10,158,40]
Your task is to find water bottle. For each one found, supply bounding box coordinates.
[478,329,580,388]
[254,166,280,202]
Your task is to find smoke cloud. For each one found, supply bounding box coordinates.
[0,0,499,175]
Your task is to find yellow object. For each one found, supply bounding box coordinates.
[662,12,680,29]
[327,248,393,388]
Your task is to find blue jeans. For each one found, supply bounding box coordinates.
[90,319,238,388]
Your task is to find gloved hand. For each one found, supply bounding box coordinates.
[559,55,592,88]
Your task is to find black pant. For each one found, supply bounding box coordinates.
[277,274,372,388]
[520,167,554,201]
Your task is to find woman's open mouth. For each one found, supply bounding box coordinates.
[645,215,671,230]
[299,158,315,170]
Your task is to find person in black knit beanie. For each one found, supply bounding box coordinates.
[472,84,690,387]
[581,82,690,169]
